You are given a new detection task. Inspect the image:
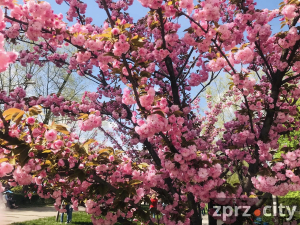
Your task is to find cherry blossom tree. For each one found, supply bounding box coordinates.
[1,0,300,224]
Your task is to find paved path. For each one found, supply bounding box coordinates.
[0,205,86,225]
[0,203,221,225]
[202,215,209,224]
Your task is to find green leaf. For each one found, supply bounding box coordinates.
[131,39,145,47]
[3,108,24,121]
[257,167,272,176]
[240,43,250,49]
[55,124,69,135]
[183,27,194,34]
[276,31,288,39]
[98,147,114,155]
[130,180,142,186]
[42,150,52,154]
[164,152,174,160]
[0,158,8,163]
[140,71,151,78]
[138,163,149,169]
[19,147,30,167]
[123,23,131,29]
[231,47,238,53]
[29,105,42,116]
[181,136,196,147]
[242,160,249,168]
[152,111,165,117]
[131,35,139,40]
[9,157,15,165]
[104,52,115,57]
[78,113,88,120]
[173,111,184,117]
[150,21,159,30]
[13,144,30,155]
[83,139,95,150]
[73,143,88,155]
[78,170,86,182]
[281,146,292,153]
[227,173,240,186]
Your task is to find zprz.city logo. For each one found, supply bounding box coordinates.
[213,204,298,223]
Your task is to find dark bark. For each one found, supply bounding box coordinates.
[188,193,202,225]
[144,140,162,167]
[165,56,181,106]
[208,201,217,225]
[144,140,177,195]
[157,9,180,106]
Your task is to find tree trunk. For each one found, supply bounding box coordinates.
[208,201,217,225]
[230,214,245,225]
[188,193,202,225]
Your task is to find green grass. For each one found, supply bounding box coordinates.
[10,212,93,225]
[9,208,164,225]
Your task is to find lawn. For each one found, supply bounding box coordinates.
[10,212,93,225]
[9,209,163,225]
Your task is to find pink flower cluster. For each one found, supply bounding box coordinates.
[140,87,155,109]
[13,166,33,185]
[218,24,231,40]
[76,51,91,63]
[0,162,14,177]
[193,0,221,22]
[152,49,170,62]
[179,0,194,15]
[64,0,87,22]
[188,72,208,86]
[135,114,169,139]
[278,27,300,49]
[207,57,227,72]
[234,47,254,64]
[0,9,18,72]
[122,88,136,105]
[282,4,298,19]
[78,111,102,131]
[45,129,58,142]
[0,0,15,9]
[137,0,162,9]
[113,34,130,56]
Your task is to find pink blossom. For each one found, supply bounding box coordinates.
[78,163,84,169]
[198,168,208,180]
[282,4,297,19]
[136,188,144,197]
[108,155,114,162]
[58,159,65,167]
[45,129,57,142]
[0,162,13,176]
[53,140,64,149]
[111,28,120,35]
[26,117,35,125]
